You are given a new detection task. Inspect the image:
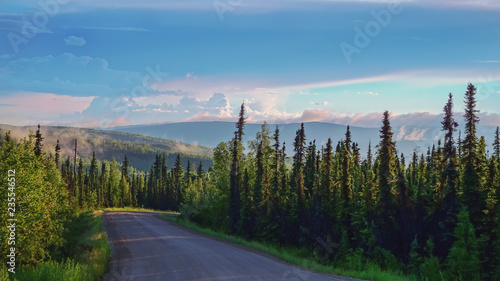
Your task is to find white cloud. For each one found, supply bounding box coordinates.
[473,61,500,63]
[64,36,86,46]
[53,92,235,127]
[0,92,94,125]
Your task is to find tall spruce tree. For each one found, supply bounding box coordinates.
[435,92,460,258]
[229,103,245,233]
[55,139,61,168]
[461,83,484,229]
[173,154,184,208]
[122,155,129,180]
[494,126,500,162]
[376,110,398,253]
[34,124,44,157]
[377,110,396,209]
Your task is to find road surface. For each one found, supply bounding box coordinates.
[102,211,359,281]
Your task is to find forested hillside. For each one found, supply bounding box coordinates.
[179,84,500,280]
[0,124,209,278]
[0,125,213,171]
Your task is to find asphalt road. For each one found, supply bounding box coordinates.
[102,211,359,281]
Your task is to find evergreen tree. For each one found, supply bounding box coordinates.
[345,125,352,151]
[119,175,131,207]
[376,110,398,254]
[197,161,204,178]
[34,124,44,157]
[445,209,481,281]
[173,154,184,209]
[461,83,484,229]
[377,111,396,209]
[100,162,108,207]
[238,168,254,237]
[55,139,61,168]
[253,140,264,234]
[229,104,245,234]
[122,155,129,180]
[435,92,460,258]
[339,127,354,243]
[77,158,84,207]
[494,126,500,162]
[236,103,246,142]
[88,151,98,208]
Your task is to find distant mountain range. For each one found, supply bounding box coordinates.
[109,121,498,159]
[0,124,213,171]
[3,121,495,170]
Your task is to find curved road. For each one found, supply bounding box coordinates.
[102,211,359,281]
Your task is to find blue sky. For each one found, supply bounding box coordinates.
[0,0,499,129]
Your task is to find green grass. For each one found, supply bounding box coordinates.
[158,214,413,281]
[103,206,180,213]
[9,211,111,281]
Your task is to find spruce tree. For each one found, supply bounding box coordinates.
[238,168,254,237]
[122,155,129,180]
[89,151,98,207]
[272,126,281,196]
[293,123,306,209]
[494,126,500,162]
[345,125,352,151]
[376,110,398,254]
[77,158,85,207]
[377,111,396,209]
[197,161,204,178]
[436,92,460,258]
[173,154,184,208]
[55,139,61,168]
[34,124,44,157]
[236,103,245,142]
[446,209,481,281]
[461,83,484,229]
[229,103,245,233]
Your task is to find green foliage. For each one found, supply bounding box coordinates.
[12,211,110,281]
[419,256,442,281]
[0,133,69,266]
[445,209,481,281]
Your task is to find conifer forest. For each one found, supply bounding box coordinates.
[1,83,500,281]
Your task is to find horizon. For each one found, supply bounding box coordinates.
[0,0,499,131]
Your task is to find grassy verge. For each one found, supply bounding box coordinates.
[9,210,111,281]
[103,207,179,213]
[158,214,413,281]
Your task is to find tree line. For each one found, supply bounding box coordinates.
[0,125,204,269]
[181,83,500,280]
[2,83,499,280]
